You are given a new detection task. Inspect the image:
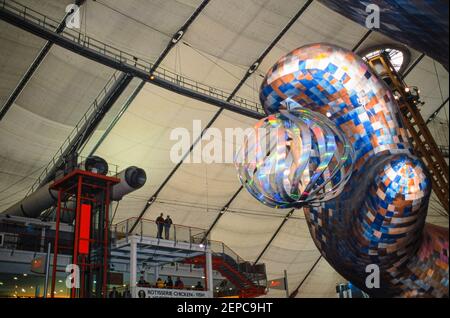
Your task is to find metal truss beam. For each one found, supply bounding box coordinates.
[0,0,86,121]
[87,0,211,158]
[0,0,264,120]
[38,72,133,188]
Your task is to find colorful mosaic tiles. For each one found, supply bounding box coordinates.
[237,43,448,297]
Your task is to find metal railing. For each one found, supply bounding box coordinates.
[113,217,208,246]
[0,224,73,255]
[208,240,267,289]
[1,0,265,116]
[25,71,122,196]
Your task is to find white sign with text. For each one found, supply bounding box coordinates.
[134,287,211,298]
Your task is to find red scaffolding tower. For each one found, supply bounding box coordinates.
[49,169,120,298]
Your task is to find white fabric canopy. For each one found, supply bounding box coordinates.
[0,0,448,298]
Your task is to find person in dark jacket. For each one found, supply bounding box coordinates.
[194,281,204,291]
[109,286,120,298]
[175,277,184,289]
[156,213,165,239]
[122,286,132,298]
[164,215,173,240]
[166,276,174,288]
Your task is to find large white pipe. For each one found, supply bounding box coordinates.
[3,182,58,218]
[111,166,146,201]
[2,166,147,219]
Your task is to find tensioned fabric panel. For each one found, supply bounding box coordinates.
[15,46,115,125]
[0,105,73,210]
[0,74,140,211]
[141,109,261,228]
[0,33,138,214]
[0,21,45,107]
[211,201,284,261]
[237,0,368,103]
[160,43,248,96]
[295,257,343,298]
[159,0,309,97]
[79,77,144,156]
[404,56,449,121]
[73,0,202,63]
[183,0,310,67]
[93,83,220,223]
[356,30,421,62]
[426,194,449,228]
[15,0,71,21]
[259,216,322,297]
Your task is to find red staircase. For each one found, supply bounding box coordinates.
[184,247,267,298]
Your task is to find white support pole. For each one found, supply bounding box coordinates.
[154,264,159,280]
[130,238,137,297]
[205,248,214,298]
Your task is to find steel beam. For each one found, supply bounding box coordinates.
[426,97,449,124]
[192,1,314,238]
[0,3,263,120]
[253,209,295,265]
[88,0,212,157]
[352,30,372,53]
[40,72,133,186]
[150,0,210,73]
[289,255,322,298]
[0,0,86,121]
[402,53,425,79]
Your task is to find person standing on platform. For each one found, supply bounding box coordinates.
[164,215,173,240]
[156,213,165,239]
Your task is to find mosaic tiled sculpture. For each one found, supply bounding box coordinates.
[236,44,449,297]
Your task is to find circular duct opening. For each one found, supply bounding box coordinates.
[125,167,147,189]
[361,45,410,74]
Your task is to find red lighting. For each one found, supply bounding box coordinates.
[78,204,91,254]
[270,280,281,287]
